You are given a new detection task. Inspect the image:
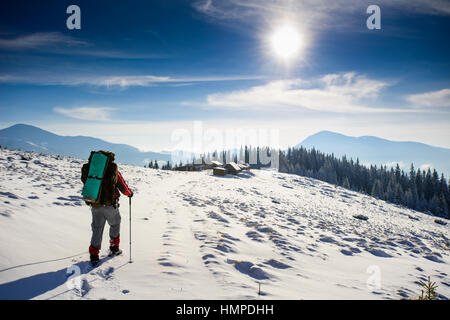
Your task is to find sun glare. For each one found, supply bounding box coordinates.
[271,24,302,60]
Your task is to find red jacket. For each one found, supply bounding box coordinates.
[114,170,133,199]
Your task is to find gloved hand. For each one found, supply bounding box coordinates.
[129,191,134,198]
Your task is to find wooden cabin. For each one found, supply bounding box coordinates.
[224,162,241,175]
[213,167,227,176]
[204,160,223,170]
[237,161,251,171]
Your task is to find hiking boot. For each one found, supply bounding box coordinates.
[109,246,120,254]
[90,254,100,266]
[108,246,122,257]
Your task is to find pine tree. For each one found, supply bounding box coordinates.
[385,178,395,203]
[439,174,448,199]
[424,169,433,201]
[416,193,427,212]
[371,179,384,199]
[415,169,423,200]
[395,183,404,205]
[439,194,449,218]
[343,177,351,189]
[429,195,440,215]
[405,190,415,208]
[394,163,401,183]
[432,169,440,197]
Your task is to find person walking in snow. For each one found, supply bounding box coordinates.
[81,152,133,266]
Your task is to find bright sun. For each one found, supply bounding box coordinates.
[270,24,302,60]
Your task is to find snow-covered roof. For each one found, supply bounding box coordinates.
[225,162,241,172]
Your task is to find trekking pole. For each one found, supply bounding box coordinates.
[129,196,132,263]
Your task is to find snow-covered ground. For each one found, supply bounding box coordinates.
[0,148,448,300]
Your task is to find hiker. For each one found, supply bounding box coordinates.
[81,151,133,265]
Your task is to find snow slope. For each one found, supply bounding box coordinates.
[0,148,448,300]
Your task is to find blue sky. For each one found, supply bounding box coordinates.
[0,0,449,152]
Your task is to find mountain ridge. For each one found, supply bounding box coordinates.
[0,123,170,166]
[296,130,450,176]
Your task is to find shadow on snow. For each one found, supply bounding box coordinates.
[0,255,125,300]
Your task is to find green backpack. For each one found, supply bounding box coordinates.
[81,151,116,204]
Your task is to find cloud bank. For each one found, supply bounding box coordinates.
[406,89,450,108]
[192,72,397,113]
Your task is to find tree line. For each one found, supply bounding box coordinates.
[279,147,449,219]
[147,160,174,170]
[147,145,449,219]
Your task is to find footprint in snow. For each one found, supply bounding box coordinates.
[227,260,271,280]
[72,279,92,297]
[264,259,291,269]
[215,243,235,253]
[340,249,354,256]
[208,212,229,224]
[424,255,445,263]
[319,236,342,245]
[0,191,19,199]
[220,233,240,242]
[202,254,219,266]
[97,266,115,280]
[246,231,264,242]
[0,209,13,217]
[366,248,393,258]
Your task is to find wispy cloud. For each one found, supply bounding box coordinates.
[189,72,399,113]
[0,73,262,88]
[0,32,87,49]
[95,75,263,88]
[67,50,165,59]
[193,0,450,33]
[194,0,450,20]
[0,32,164,59]
[53,107,116,121]
[406,88,450,108]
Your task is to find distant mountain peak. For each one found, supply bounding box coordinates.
[295,131,450,176]
[6,123,44,130]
